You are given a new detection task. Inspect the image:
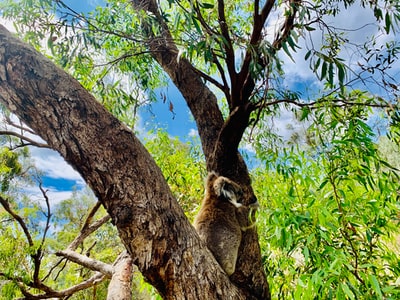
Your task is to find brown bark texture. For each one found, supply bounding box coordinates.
[0,25,270,299]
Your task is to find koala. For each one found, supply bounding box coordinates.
[193,172,244,276]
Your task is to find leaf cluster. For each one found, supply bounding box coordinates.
[252,101,400,299]
[144,130,205,219]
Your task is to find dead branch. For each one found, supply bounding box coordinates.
[16,272,106,300]
[0,130,49,148]
[55,249,113,277]
[107,252,133,300]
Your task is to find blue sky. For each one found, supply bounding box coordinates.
[139,84,197,139]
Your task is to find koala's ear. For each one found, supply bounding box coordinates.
[216,179,242,208]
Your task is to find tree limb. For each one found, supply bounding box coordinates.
[32,184,52,286]
[131,0,225,166]
[217,0,235,88]
[107,252,133,300]
[67,202,111,251]
[233,0,275,106]
[0,130,50,148]
[16,272,106,300]
[55,249,113,276]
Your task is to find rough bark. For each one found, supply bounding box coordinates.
[0,25,249,299]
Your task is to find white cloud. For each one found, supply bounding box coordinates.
[29,147,84,183]
[45,189,75,205]
[0,18,16,33]
[23,184,74,206]
[279,3,397,90]
[19,147,84,207]
[188,128,198,137]
[0,114,84,185]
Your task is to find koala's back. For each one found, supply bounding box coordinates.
[193,173,243,276]
[194,205,242,276]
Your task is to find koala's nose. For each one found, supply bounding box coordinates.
[249,195,259,207]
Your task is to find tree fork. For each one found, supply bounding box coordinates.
[129,1,270,297]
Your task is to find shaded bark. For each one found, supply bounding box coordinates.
[0,25,248,299]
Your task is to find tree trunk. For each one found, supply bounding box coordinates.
[0,25,260,299]
[130,1,270,298]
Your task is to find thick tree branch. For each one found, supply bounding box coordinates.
[131,0,225,166]
[215,0,302,164]
[212,0,277,159]
[233,0,275,106]
[107,252,133,300]
[210,104,255,174]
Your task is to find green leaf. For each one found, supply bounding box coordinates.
[200,2,214,9]
[341,283,355,300]
[300,106,311,121]
[385,12,391,34]
[282,41,295,62]
[374,7,383,21]
[304,50,312,61]
[305,25,316,31]
[191,16,202,34]
[287,35,297,51]
[321,61,327,80]
[328,62,334,86]
[368,274,383,297]
[337,62,345,85]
